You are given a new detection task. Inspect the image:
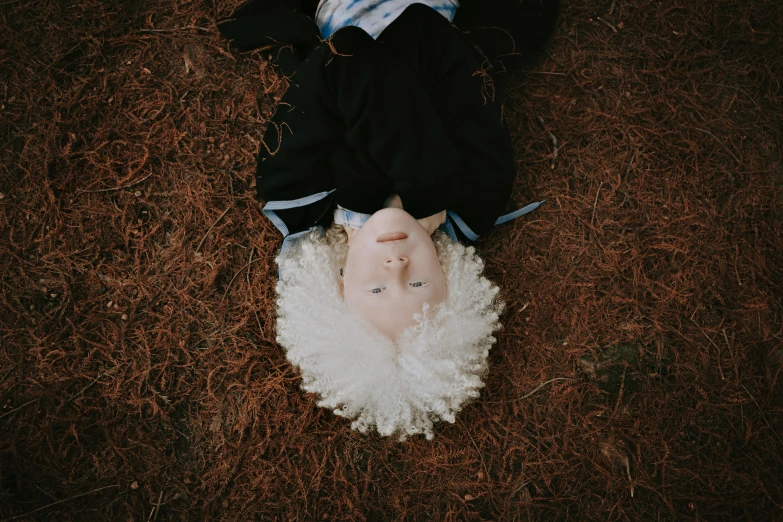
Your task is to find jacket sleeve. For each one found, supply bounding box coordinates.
[217,0,320,54]
[379,4,516,236]
[253,47,344,235]
[324,26,467,220]
[257,25,469,228]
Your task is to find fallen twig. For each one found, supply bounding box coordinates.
[0,364,17,385]
[254,310,264,335]
[195,206,232,254]
[140,25,212,33]
[596,17,618,33]
[0,398,39,421]
[694,127,741,164]
[61,366,118,407]
[543,50,562,66]
[247,247,255,285]
[703,83,759,109]
[733,244,743,287]
[536,115,560,169]
[690,318,726,380]
[625,149,637,178]
[721,330,734,357]
[722,328,740,380]
[740,383,783,449]
[458,418,494,504]
[521,70,566,76]
[221,258,264,301]
[520,378,571,401]
[0,484,119,521]
[77,173,153,194]
[149,489,165,522]
[591,182,605,227]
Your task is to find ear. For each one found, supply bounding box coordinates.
[344,226,358,245]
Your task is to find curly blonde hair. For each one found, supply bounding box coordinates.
[274,224,503,440]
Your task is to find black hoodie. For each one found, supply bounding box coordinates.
[219,1,559,238]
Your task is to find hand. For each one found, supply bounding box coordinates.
[417,210,446,236]
[384,193,404,209]
[385,193,444,235]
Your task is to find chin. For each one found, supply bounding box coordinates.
[362,207,418,233]
[274,226,503,440]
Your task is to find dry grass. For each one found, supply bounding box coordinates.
[1,0,782,520]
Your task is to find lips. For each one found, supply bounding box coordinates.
[376,232,408,243]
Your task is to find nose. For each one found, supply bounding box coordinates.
[384,255,409,270]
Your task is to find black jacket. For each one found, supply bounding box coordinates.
[221,3,516,238]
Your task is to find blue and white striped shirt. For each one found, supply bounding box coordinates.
[334,205,372,230]
[315,0,460,40]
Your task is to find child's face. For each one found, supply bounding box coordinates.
[343,208,446,339]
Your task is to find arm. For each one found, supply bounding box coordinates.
[324,26,466,219]
[255,25,466,233]
[218,0,320,55]
[379,4,516,236]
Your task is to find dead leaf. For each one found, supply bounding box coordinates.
[599,440,634,497]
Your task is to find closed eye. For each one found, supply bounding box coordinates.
[409,282,428,288]
[369,287,386,294]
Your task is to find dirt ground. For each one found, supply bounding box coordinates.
[1,0,782,520]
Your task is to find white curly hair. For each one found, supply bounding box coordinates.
[274,225,504,440]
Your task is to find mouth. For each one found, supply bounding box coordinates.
[376,232,408,243]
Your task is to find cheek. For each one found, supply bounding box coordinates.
[342,269,367,301]
[431,277,446,302]
[345,242,383,278]
[343,284,370,313]
[345,240,369,268]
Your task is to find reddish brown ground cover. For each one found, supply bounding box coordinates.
[1,0,782,520]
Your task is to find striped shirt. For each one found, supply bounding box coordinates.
[334,204,372,230]
[315,0,460,39]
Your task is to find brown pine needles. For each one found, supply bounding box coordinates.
[1,0,782,520]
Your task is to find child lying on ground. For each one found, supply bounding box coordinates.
[219,0,559,439]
